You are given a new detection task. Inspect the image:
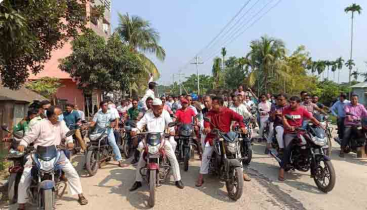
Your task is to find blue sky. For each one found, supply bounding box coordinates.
[111,0,367,86]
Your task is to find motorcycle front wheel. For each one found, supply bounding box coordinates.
[313,158,336,193]
[43,189,54,210]
[149,170,156,207]
[183,147,190,171]
[86,150,99,176]
[242,143,253,165]
[226,167,244,201]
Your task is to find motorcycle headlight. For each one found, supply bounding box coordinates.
[180,130,192,136]
[39,158,56,172]
[148,145,160,155]
[226,142,237,154]
[312,136,327,147]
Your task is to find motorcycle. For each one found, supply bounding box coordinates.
[271,115,336,193]
[204,117,244,201]
[136,129,173,207]
[25,130,75,210]
[334,114,367,156]
[1,125,30,204]
[172,122,196,171]
[313,113,333,156]
[85,122,115,176]
[233,119,253,165]
[120,120,142,159]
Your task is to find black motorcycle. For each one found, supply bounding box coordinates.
[204,117,244,201]
[173,122,196,171]
[313,113,333,156]
[334,114,367,156]
[85,124,115,176]
[272,115,336,193]
[232,119,253,165]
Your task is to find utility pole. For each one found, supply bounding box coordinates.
[191,56,204,95]
[177,71,185,95]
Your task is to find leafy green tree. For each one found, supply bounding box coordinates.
[26,77,62,100]
[335,57,344,83]
[345,3,362,86]
[221,47,227,69]
[0,0,104,89]
[116,13,165,95]
[181,74,213,94]
[59,30,143,94]
[212,57,222,89]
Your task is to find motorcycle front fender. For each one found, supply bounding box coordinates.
[226,159,242,168]
[147,163,159,170]
[316,154,331,161]
[39,180,55,190]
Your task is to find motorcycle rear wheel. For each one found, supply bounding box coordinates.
[123,141,130,158]
[86,150,99,176]
[313,159,336,193]
[149,170,156,207]
[226,167,244,201]
[43,189,54,210]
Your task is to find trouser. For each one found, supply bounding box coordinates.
[280,133,298,168]
[302,120,309,129]
[114,130,122,147]
[136,136,180,182]
[201,134,206,152]
[266,122,274,143]
[107,128,122,161]
[341,126,353,148]
[199,142,214,174]
[275,126,285,149]
[337,117,345,139]
[259,117,269,138]
[75,129,87,151]
[18,151,83,204]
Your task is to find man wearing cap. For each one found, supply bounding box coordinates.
[129,98,184,191]
[140,74,156,111]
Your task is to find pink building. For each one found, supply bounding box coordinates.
[29,0,111,116]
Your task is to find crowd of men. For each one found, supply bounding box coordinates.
[4,77,367,209]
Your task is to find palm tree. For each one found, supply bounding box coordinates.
[315,60,327,80]
[212,57,222,89]
[246,35,286,94]
[330,61,337,81]
[335,57,344,83]
[345,59,356,73]
[221,47,227,70]
[345,3,362,86]
[116,12,165,95]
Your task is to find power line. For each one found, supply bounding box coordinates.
[203,0,282,63]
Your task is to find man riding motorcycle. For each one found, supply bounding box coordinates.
[63,103,86,152]
[279,96,322,181]
[90,101,127,168]
[196,96,251,187]
[129,98,184,191]
[16,106,87,209]
[339,94,367,157]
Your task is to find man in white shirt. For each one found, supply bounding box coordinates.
[74,105,85,121]
[243,95,255,110]
[140,75,156,110]
[230,96,253,119]
[17,106,88,209]
[129,99,184,191]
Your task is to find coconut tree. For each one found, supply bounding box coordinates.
[116,12,165,95]
[221,47,227,70]
[212,57,222,89]
[345,3,362,86]
[246,35,286,94]
[335,57,344,83]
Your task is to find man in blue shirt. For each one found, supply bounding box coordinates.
[90,101,127,167]
[64,104,86,152]
[330,94,350,140]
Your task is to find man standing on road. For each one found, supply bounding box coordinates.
[196,97,251,187]
[64,104,86,152]
[340,94,367,157]
[330,94,350,142]
[91,101,127,168]
[140,74,156,110]
[129,99,184,191]
[279,96,322,181]
[17,106,88,209]
[258,94,272,140]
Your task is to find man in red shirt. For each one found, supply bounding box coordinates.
[175,98,197,124]
[279,96,321,181]
[195,96,250,187]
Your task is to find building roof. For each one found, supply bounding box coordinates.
[351,82,367,88]
[0,85,46,103]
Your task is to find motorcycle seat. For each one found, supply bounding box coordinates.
[36,145,57,161]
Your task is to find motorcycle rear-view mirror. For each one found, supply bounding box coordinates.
[66,130,76,137]
[285,114,293,120]
[168,122,177,127]
[1,125,9,132]
[203,117,211,122]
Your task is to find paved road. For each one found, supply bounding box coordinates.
[5,137,367,210]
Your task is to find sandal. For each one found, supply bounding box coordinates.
[278,169,285,181]
[78,195,88,205]
[195,179,204,187]
[119,161,129,168]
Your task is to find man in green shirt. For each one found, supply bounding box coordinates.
[127,99,141,121]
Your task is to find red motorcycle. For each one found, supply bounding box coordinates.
[138,131,172,207]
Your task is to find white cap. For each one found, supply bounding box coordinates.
[152,98,162,106]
